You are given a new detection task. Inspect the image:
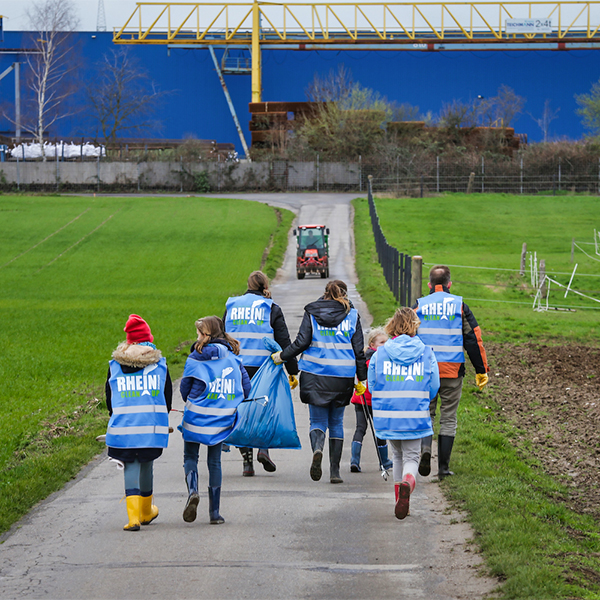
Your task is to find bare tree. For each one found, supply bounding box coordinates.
[25,0,79,160]
[306,64,355,103]
[438,99,477,129]
[85,49,169,144]
[479,85,525,128]
[530,99,560,142]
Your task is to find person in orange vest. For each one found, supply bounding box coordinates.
[414,265,489,479]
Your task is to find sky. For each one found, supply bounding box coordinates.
[2,0,137,31]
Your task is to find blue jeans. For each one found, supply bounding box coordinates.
[309,404,345,439]
[123,459,154,496]
[183,441,223,488]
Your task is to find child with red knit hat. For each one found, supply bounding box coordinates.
[105,314,173,531]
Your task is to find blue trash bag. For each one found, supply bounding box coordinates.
[226,339,301,450]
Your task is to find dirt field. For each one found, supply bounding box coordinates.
[488,342,600,519]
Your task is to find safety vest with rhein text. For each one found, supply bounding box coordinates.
[106,358,169,449]
[370,345,434,440]
[298,309,358,378]
[225,295,274,368]
[415,291,464,365]
[181,350,244,446]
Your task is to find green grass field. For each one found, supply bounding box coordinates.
[354,193,600,342]
[0,194,293,534]
[353,192,600,599]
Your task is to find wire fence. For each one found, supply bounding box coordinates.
[367,176,412,305]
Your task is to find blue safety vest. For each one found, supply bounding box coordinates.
[225,295,274,368]
[106,358,169,449]
[370,345,434,440]
[298,309,358,378]
[181,348,244,445]
[415,291,464,364]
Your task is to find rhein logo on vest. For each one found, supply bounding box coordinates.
[114,364,162,398]
[228,299,267,325]
[382,360,425,382]
[206,366,236,401]
[420,297,457,321]
[316,320,352,337]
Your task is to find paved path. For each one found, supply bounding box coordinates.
[0,194,497,600]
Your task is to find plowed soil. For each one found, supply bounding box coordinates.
[488,343,600,519]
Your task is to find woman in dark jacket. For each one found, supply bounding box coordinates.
[224,270,299,476]
[105,314,172,531]
[274,280,367,484]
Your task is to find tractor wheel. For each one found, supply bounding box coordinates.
[320,270,327,279]
[297,272,305,280]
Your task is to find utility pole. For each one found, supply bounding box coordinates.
[97,0,107,32]
[14,62,20,141]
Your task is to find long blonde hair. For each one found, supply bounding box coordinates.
[385,307,421,338]
[247,270,272,299]
[323,279,350,313]
[366,327,388,350]
[194,315,241,355]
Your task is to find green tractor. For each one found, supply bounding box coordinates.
[293,224,330,279]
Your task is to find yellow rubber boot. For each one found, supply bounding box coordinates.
[123,495,141,531]
[140,495,159,525]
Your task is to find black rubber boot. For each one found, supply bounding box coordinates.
[309,429,326,481]
[418,435,433,476]
[257,449,277,473]
[208,487,225,524]
[438,435,455,479]
[240,447,254,477]
[329,438,344,484]
[183,471,200,523]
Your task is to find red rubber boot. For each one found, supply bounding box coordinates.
[395,474,415,520]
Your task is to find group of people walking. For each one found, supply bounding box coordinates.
[105,264,488,531]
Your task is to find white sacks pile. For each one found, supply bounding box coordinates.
[9,142,106,160]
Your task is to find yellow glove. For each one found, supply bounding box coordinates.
[354,381,367,396]
[271,351,283,365]
[289,375,299,389]
[475,373,489,391]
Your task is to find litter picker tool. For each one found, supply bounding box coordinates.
[360,399,389,481]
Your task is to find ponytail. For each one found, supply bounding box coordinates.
[323,279,350,313]
[247,270,272,299]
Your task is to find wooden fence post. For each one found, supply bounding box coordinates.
[410,255,423,306]
[520,242,527,276]
[466,172,475,194]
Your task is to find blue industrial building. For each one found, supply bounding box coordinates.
[1,29,599,153]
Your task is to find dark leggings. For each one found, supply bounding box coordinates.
[352,403,387,447]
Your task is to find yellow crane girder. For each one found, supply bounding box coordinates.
[113,1,600,101]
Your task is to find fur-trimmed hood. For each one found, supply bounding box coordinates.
[112,342,163,368]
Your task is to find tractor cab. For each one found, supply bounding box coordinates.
[293,224,330,279]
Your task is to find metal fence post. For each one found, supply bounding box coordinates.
[316,154,320,192]
[481,155,484,193]
[359,155,362,192]
[436,155,440,193]
[520,155,523,194]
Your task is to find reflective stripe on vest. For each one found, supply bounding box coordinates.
[370,346,433,440]
[415,291,464,364]
[105,358,169,449]
[298,310,358,378]
[225,295,274,367]
[181,349,244,445]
